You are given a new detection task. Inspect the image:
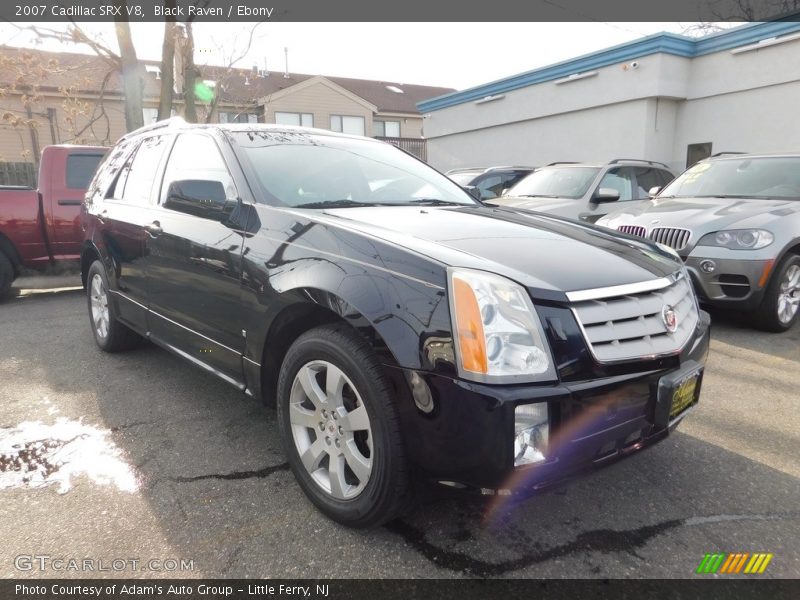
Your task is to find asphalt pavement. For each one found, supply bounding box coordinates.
[0,281,798,579]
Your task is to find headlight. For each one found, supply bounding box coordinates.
[448,268,556,383]
[697,229,774,250]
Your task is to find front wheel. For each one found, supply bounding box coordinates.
[754,254,800,332]
[86,260,141,351]
[276,324,411,528]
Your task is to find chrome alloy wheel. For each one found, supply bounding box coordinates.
[777,264,800,325]
[90,273,110,339]
[289,360,373,500]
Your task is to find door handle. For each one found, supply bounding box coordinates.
[143,221,163,237]
[97,210,108,223]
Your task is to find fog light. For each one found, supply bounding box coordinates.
[514,403,549,466]
[700,260,716,274]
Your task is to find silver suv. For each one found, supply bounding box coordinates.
[598,154,800,332]
[491,159,675,223]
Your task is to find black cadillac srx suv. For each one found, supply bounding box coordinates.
[81,120,710,528]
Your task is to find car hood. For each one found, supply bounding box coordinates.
[300,205,680,299]
[492,196,653,222]
[493,195,581,215]
[599,196,800,235]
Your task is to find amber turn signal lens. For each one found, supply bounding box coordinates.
[453,276,488,374]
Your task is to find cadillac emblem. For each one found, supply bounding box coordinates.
[662,304,678,333]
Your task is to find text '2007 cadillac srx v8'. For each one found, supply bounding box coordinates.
[81,120,710,527]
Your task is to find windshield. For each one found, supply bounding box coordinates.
[447,171,481,185]
[660,157,800,200]
[507,166,600,199]
[231,130,477,208]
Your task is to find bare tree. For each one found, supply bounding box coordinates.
[157,0,179,120]
[114,7,144,131]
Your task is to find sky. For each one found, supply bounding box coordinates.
[0,22,734,91]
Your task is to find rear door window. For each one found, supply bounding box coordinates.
[66,154,105,189]
[119,136,170,205]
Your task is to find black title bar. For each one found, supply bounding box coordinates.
[3,0,800,22]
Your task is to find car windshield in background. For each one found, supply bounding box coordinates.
[448,171,482,185]
[508,166,600,199]
[231,131,477,208]
[659,157,800,199]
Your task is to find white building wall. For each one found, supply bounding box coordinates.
[424,32,800,173]
[428,99,653,171]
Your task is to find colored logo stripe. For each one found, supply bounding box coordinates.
[696,552,773,574]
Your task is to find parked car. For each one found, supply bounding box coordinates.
[81,120,709,527]
[445,166,535,200]
[490,159,675,223]
[0,144,107,296]
[598,153,800,331]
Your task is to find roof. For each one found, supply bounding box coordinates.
[0,46,454,115]
[417,21,800,113]
[120,117,386,144]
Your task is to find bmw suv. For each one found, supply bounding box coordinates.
[81,120,709,527]
[492,159,675,223]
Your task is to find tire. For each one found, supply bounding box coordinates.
[276,323,411,528]
[0,251,14,299]
[754,254,800,332]
[86,260,141,352]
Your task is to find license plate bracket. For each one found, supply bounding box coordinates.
[653,361,703,428]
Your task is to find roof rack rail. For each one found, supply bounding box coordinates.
[608,158,671,168]
[546,161,579,166]
[119,116,186,142]
[710,151,747,157]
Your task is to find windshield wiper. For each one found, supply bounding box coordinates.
[515,194,562,199]
[293,199,385,209]
[407,199,466,206]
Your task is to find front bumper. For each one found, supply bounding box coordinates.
[389,310,711,492]
[684,253,773,311]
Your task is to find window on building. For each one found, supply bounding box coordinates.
[275,112,314,127]
[219,111,260,124]
[142,108,159,124]
[373,120,400,137]
[330,115,365,136]
[687,143,712,168]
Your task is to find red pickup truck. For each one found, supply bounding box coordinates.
[0,145,107,296]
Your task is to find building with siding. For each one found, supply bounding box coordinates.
[0,45,452,181]
[417,22,800,173]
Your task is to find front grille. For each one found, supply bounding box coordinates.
[617,225,647,238]
[571,275,699,362]
[616,225,691,251]
[649,227,691,251]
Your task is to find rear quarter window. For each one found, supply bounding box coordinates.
[66,153,105,189]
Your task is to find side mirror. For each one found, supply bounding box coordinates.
[594,188,621,203]
[462,185,482,201]
[648,186,662,198]
[164,179,234,221]
[500,187,510,196]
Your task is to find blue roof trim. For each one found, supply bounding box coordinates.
[417,22,800,113]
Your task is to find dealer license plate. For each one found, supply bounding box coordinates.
[670,371,699,418]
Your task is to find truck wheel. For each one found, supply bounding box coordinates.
[754,254,800,332]
[0,251,14,299]
[86,260,141,352]
[276,323,412,528]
